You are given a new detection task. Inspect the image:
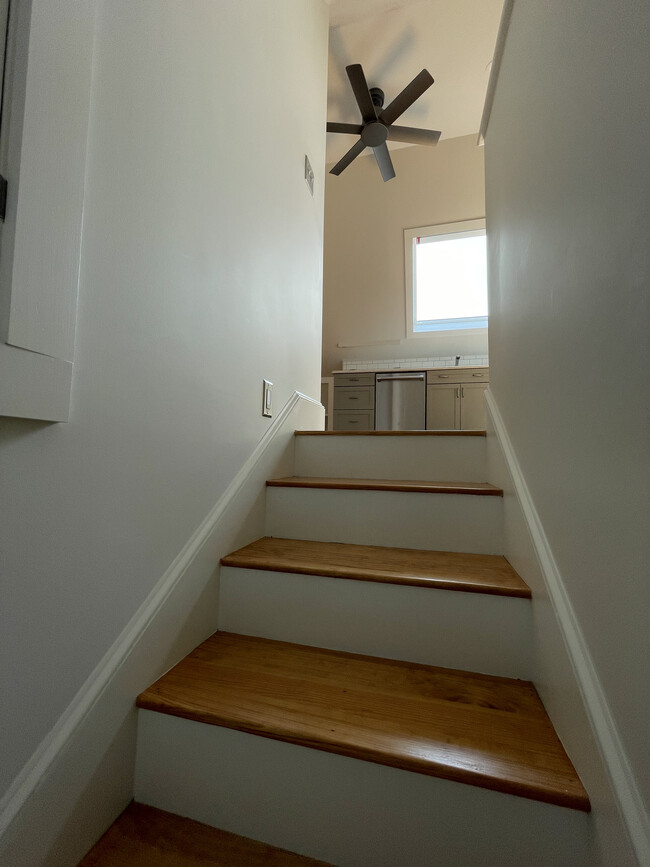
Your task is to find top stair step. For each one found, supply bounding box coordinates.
[296,430,486,436]
[267,477,503,496]
[136,632,590,812]
[293,429,488,482]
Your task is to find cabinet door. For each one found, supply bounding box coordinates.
[426,384,460,430]
[460,383,488,430]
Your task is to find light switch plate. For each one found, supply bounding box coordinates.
[304,155,314,196]
[262,379,273,418]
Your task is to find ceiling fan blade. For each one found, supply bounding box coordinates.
[387,125,441,146]
[373,142,395,182]
[346,64,377,124]
[330,139,367,176]
[327,122,364,136]
[379,69,434,126]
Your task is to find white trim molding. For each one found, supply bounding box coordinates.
[0,391,323,849]
[478,0,515,145]
[485,388,650,865]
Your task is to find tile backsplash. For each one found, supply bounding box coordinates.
[342,355,489,371]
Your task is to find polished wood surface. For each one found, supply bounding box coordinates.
[137,633,590,812]
[267,477,503,496]
[221,537,531,598]
[295,430,486,436]
[78,802,331,866]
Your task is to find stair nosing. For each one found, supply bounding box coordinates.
[295,430,487,437]
[220,537,531,599]
[266,477,503,496]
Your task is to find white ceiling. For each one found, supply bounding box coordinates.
[325,0,504,164]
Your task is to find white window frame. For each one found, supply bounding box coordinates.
[404,218,487,339]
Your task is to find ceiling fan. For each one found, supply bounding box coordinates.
[327,64,441,182]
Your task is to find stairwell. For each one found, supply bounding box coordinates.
[127,430,591,866]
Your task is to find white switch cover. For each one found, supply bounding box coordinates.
[262,380,273,417]
[304,155,314,196]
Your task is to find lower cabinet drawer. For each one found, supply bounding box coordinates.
[333,410,375,431]
[333,387,375,410]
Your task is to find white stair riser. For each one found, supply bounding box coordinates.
[266,487,504,554]
[218,566,533,679]
[135,712,592,867]
[295,435,487,481]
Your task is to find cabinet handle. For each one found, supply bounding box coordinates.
[456,387,460,398]
[461,387,465,398]
[349,396,359,400]
[472,374,484,378]
[349,378,359,382]
[438,375,450,379]
[349,420,358,424]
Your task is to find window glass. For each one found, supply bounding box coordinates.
[404,220,488,335]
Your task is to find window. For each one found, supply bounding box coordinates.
[404,219,487,336]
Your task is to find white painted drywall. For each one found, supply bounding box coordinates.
[0,0,328,860]
[322,135,488,374]
[485,407,638,866]
[484,0,649,857]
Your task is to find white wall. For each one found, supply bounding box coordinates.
[484,0,649,860]
[0,0,328,860]
[322,135,487,373]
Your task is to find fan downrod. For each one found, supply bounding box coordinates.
[369,87,385,109]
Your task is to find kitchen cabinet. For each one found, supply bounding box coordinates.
[331,367,489,431]
[332,372,375,430]
[332,410,375,430]
[426,383,460,430]
[426,368,489,430]
[459,382,489,430]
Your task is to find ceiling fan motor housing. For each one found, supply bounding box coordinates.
[369,87,385,109]
[361,121,388,147]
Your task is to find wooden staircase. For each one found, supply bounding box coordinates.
[130,430,592,866]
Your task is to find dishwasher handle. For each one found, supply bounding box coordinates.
[376,373,426,382]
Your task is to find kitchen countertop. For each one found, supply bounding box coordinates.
[332,365,489,375]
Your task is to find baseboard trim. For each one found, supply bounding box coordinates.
[485,388,649,865]
[0,391,322,840]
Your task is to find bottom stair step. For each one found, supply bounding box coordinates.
[78,801,331,865]
[136,632,588,812]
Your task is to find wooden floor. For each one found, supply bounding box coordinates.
[221,537,531,598]
[136,632,590,812]
[295,430,486,436]
[267,477,503,496]
[78,802,331,865]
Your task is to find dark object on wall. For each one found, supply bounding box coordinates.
[327,64,440,182]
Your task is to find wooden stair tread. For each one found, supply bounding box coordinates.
[267,477,503,496]
[79,801,331,866]
[221,537,531,598]
[137,633,589,812]
[295,429,486,436]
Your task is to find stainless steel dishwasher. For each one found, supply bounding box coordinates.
[375,371,426,430]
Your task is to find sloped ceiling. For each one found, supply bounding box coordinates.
[325,0,504,165]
